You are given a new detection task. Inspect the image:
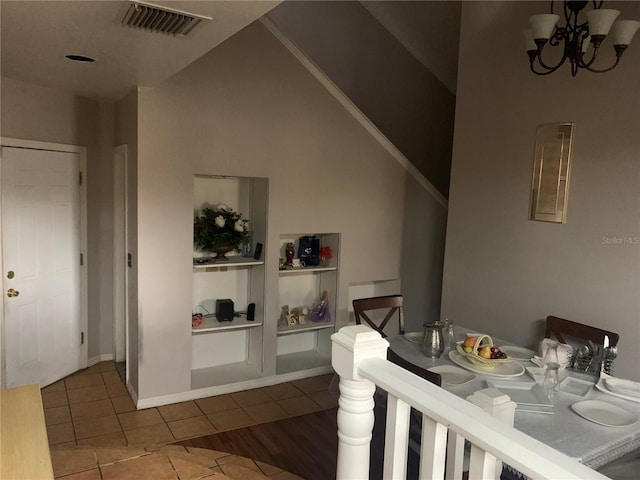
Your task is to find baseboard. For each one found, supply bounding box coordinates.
[87,354,114,367]
[135,366,335,409]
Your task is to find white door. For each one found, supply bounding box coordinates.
[1,146,83,387]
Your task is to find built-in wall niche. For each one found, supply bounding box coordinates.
[191,175,267,390]
[276,233,339,376]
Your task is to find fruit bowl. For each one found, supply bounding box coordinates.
[456,334,512,369]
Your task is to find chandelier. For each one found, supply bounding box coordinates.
[523,1,640,76]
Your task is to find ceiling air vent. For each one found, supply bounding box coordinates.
[122,1,212,36]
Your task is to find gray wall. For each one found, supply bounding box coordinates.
[133,21,447,400]
[267,1,455,197]
[441,1,640,380]
[1,76,116,362]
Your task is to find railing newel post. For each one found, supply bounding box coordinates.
[331,325,389,480]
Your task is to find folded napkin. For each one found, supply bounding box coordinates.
[538,339,572,369]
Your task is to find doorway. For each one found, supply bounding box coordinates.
[113,145,128,382]
[1,138,88,388]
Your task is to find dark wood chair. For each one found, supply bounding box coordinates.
[387,348,441,386]
[353,295,404,338]
[545,315,619,347]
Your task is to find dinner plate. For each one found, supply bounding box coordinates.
[449,350,525,378]
[427,365,475,386]
[571,400,638,427]
[402,332,423,344]
[596,374,640,403]
[605,378,640,397]
[499,345,536,361]
[486,379,552,406]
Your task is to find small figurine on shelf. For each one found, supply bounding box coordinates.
[298,306,309,326]
[319,246,332,267]
[311,290,331,322]
[279,258,286,270]
[280,305,290,327]
[285,242,295,267]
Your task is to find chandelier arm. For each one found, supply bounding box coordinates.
[530,62,563,75]
[585,55,621,73]
[578,42,601,68]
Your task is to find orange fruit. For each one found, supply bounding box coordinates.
[463,337,476,348]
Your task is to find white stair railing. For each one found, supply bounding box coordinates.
[332,325,610,480]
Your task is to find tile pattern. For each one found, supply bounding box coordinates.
[50,445,303,480]
[43,362,337,450]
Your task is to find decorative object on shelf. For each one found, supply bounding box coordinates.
[311,290,331,322]
[192,305,209,328]
[193,204,249,261]
[192,313,205,328]
[319,246,332,266]
[285,242,295,266]
[287,312,297,327]
[298,306,309,326]
[292,258,301,268]
[523,1,640,77]
[215,299,234,322]
[280,305,290,327]
[279,258,286,270]
[298,235,320,267]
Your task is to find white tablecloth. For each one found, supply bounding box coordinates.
[387,330,640,470]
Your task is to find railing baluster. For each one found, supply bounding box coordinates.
[419,415,448,479]
[468,444,497,480]
[445,432,466,480]
[383,395,410,480]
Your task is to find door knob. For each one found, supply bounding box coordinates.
[7,288,19,298]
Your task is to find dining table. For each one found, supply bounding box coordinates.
[387,326,640,472]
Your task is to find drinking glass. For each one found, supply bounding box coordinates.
[543,342,560,402]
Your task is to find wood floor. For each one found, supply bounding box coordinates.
[175,408,339,480]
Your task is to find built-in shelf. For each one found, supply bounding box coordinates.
[277,322,335,336]
[276,350,332,375]
[193,258,264,271]
[278,266,336,275]
[192,316,263,334]
[191,362,263,390]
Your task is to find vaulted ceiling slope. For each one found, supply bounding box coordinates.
[1,1,460,102]
[0,0,282,100]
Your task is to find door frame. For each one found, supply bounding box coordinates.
[113,145,128,366]
[0,137,88,388]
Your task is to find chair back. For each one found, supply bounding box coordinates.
[387,348,441,386]
[353,295,404,337]
[545,315,619,347]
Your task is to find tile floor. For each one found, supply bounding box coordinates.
[49,444,302,480]
[42,361,337,450]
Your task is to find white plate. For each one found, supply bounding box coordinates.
[571,400,638,427]
[499,345,536,361]
[596,374,640,403]
[486,380,552,406]
[559,376,594,397]
[428,365,475,386]
[402,332,423,344]
[605,378,640,397]
[449,350,525,378]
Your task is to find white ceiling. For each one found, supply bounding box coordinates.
[1,1,282,100]
[1,1,461,101]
